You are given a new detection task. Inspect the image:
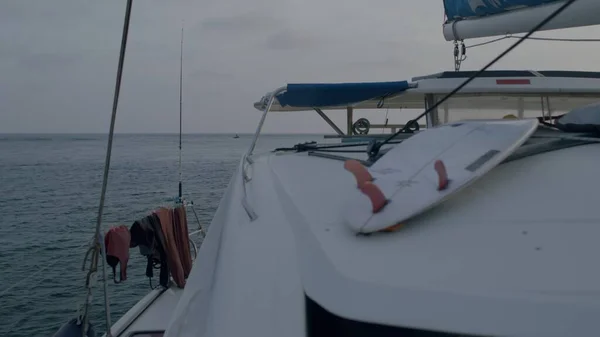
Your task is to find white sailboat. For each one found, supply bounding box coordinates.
[48,0,600,336]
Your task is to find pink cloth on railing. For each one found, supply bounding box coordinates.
[104,225,131,282]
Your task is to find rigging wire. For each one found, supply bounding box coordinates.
[81,0,133,336]
[178,22,184,201]
[467,34,600,49]
[466,36,511,49]
[368,0,581,160]
[518,35,600,42]
[382,108,390,134]
[175,24,208,240]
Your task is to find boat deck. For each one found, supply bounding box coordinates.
[261,139,600,336]
[108,286,183,337]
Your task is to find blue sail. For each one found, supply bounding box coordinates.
[444,0,563,21]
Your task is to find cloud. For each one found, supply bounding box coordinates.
[189,69,234,80]
[17,52,82,71]
[199,13,281,34]
[264,29,323,50]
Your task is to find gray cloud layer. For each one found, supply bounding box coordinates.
[2,0,600,133]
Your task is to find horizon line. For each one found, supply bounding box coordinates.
[0,132,336,135]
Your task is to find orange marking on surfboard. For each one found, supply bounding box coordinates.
[359,182,387,213]
[434,160,448,191]
[379,223,404,233]
[344,159,373,188]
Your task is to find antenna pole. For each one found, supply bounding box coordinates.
[178,24,184,201]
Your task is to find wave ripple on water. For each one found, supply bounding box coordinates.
[0,133,317,337]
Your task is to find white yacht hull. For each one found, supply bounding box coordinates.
[104,287,183,337]
[162,141,600,337]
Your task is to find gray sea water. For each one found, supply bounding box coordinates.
[0,133,321,337]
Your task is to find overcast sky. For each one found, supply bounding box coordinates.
[2,0,600,134]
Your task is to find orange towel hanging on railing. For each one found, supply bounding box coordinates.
[173,205,193,278]
[154,206,193,288]
[154,207,186,287]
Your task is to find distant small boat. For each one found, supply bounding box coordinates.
[234,134,240,139]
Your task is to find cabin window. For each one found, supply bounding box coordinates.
[305,295,484,337]
[434,95,600,126]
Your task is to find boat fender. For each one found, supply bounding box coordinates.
[51,318,95,337]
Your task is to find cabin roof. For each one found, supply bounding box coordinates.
[254,70,600,112]
[412,70,600,81]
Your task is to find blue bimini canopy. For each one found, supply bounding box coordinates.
[275,81,410,108]
[444,0,562,21]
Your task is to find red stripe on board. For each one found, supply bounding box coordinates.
[496,79,531,85]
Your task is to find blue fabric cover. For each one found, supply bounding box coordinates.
[275,81,410,108]
[444,0,562,21]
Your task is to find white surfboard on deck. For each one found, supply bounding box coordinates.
[342,119,539,234]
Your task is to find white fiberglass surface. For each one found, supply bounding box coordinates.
[163,159,304,337]
[265,143,600,336]
[114,287,183,337]
[269,145,600,294]
[165,142,600,337]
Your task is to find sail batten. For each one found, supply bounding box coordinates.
[443,0,600,41]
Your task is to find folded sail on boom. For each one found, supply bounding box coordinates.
[443,0,600,41]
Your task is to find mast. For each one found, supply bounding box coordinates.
[178,24,184,201]
[443,0,600,41]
